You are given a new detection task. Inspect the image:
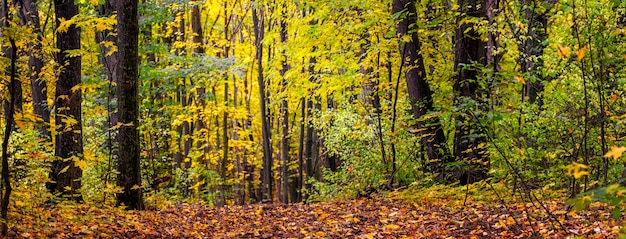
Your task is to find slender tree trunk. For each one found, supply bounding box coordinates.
[1,0,16,233]
[48,0,83,200]
[253,5,273,202]
[116,0,143,210]
[392,0,451,182]
[96,0,118,197]
[297,97,306,202]
[279,1,290,203]
[453,0,489,184]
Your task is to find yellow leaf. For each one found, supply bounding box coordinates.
[577,46,588,61]
[516,75,526,85]
[75,160,88,170]
[384,224,400,230]
[57,17,75,33]
[315,231,326,237]
[604,145,626,160]
[566,163,589,179]
[59,165,70,174]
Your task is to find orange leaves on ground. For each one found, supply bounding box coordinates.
[7,198,623,238]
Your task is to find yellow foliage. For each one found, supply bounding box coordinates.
[604,145,626,160]
[566,162,590,179]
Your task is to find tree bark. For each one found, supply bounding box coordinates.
[253,5,273,202]
[453,0,489,184]
[48,0,83,200]
[518,0,557,104]
[16,0,49,137]
[279,1,291,203]
[116,0,144,210]
[1,0,16,233]
[392,0,451,181]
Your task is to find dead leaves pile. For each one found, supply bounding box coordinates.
[6,197,624,238]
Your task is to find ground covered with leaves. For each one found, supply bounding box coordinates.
[6,194,623,238]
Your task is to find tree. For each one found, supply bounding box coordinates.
[517,0,558,104]
[48,0,83,200]
[116,0,143,210]
[16,0,49,138]
[392,0,451,182]
[1,0,16,233]
[453,0,489,184]
[252,2,272,202]
[278,0,291,203]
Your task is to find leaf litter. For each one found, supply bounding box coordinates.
[6,197,623,238]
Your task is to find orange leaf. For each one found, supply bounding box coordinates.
[557,46,570,59]
[577,46,588,61]
[516,75,526,85]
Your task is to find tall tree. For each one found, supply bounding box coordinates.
[16,0,49,138]
[116,0,143,209]
[278,0,291,203]
[453,0,489,184]
[1,0,16,233]
[252,3,273,202]
[517,0,557,104]
[392,0,451,181]
[48,0,83,200]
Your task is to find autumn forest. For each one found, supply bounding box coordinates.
[0,0,625,237]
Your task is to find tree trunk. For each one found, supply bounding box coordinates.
[518,0,557,104]
[48,0,83,201]
[392,0,451,182]
[116,0,143,210]
[453,0,489,184]
[0,0,16,233]
[297,97,306,202]
[279,2,290,203]
[16,0,49,138]
[253,5,273,202]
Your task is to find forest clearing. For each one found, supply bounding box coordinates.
[0,0,625,237]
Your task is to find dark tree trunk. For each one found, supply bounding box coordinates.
[116,0,144,210]
[16,0,49,137]
[392,0,452,182]
[279,3,291,203]
[518,0,557,104]
[1,0,16,234]
[48,0,83,200]
[296,97,306,202]
[253,5,273,202]
[453,0,490,184]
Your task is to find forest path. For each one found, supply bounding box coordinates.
[9,196,620,238]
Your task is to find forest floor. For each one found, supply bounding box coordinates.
[6,192,623,238]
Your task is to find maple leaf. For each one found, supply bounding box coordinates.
[604,145,626,160]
